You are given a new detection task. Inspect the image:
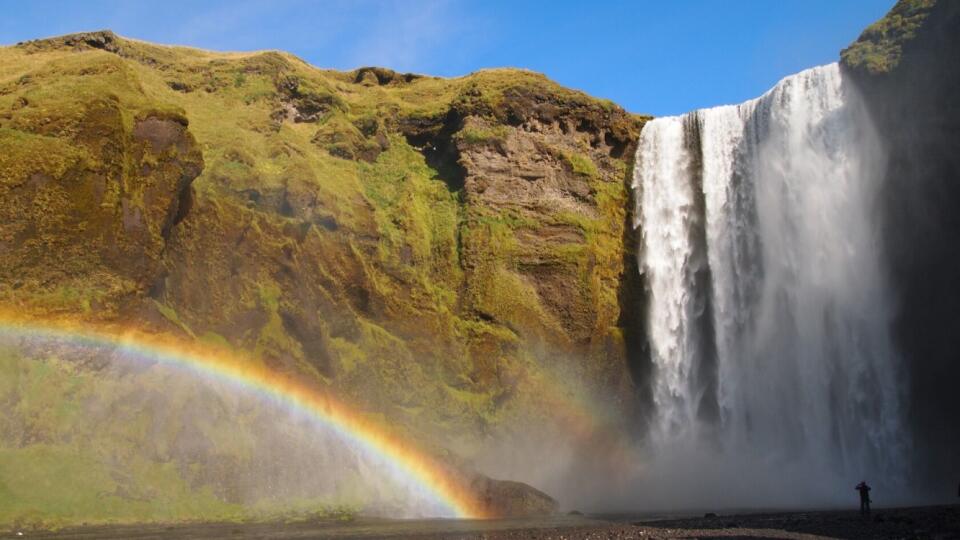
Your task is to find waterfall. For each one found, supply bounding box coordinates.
[632,63,907,507]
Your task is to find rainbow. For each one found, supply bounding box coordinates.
[0,314,490,519]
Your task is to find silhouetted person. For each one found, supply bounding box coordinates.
[856,481,871,515]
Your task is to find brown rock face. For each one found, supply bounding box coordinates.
[399,80,646,386]
[457,111,629,345]
[0,103,202,315]
[473,476,558,518]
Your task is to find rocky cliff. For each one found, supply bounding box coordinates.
[842,0,960,492]
[0,31,646,522]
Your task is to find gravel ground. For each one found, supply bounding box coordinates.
[4,505,958,539]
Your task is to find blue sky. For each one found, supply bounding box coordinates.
[0,0,893,116]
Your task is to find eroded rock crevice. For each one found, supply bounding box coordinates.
[400,109,469,192]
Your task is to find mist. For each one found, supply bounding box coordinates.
[0,336,459,522]
[467,62,926,515]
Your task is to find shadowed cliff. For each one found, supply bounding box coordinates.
[842,0,960,495]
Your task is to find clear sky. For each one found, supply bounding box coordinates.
[0,0,894,116]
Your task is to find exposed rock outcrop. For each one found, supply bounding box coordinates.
[473,476,558,518]
[398,73,645,380]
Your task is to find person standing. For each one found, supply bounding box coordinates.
[856,481,872,515]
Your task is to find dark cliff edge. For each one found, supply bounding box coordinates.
[842,0,960,493]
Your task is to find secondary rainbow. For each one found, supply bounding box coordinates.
[0,314,489,519]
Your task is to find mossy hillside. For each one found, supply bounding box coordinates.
[841,0,937,75]
[0,31,647,515]
[0,45,202,318]
[139,32,635,406]
[0,349,363,528]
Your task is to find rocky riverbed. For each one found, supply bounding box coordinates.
[5,505,958,539]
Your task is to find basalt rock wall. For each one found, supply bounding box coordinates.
[842,0,960,491]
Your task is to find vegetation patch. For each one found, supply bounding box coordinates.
[455,125,509,147]
[841,0,937,74]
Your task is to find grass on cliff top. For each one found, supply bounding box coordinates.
[841,0,937,74]
[4,31,626,121]
[1,32,627,231]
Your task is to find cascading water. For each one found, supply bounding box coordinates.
[632,63,907,507]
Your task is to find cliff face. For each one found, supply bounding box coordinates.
[0,32,646,461]
[0,61,203,315]
[842,0,960,490]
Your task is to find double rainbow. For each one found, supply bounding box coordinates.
[0,314,490,519]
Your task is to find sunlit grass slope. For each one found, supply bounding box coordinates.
[0,31,645,527]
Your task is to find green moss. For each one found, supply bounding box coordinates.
[198,331,231,349]
[153,300,196,338]
[358,136,462,288]
[562,150,599,178]
[0,128,88,185]
[0,350,364,529]
[329,336,364,376]
[841,0,937,74]
[24,284,112,315]
[460,215,559,341]
[455,125,509,146]
[253,281,313,375]
[0,446,243,529]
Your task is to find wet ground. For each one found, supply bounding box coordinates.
[4,504,959,539]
